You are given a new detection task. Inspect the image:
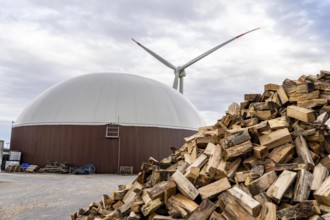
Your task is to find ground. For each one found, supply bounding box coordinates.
[0,172,136,220]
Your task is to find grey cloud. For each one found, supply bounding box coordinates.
[264,1,330,40]
[21,0,216,42]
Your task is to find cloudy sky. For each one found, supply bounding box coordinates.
[1,0,330,145]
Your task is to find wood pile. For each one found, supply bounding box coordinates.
[72,70,330,220]
[5,164,25,173]
[5,164,39,173]
[25,165,39,173]
[39,160,70,173]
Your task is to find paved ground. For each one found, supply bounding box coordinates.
[0,172,136,220]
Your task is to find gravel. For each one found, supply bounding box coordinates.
[0,172,136,220]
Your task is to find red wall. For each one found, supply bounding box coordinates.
[10,125,195,173]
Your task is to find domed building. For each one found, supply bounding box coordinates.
[10,73,205,173]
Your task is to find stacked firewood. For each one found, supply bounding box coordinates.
[5,164,25,173]
[72,70,330,220]
[39,160,70,173]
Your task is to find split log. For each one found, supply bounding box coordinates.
[206,145,222,176]
[112,200,124,210]
[164,180,176,205]
[245,94,262,102]
[276,200,320,220]
[287,105,316,123]
[295,135,315,170]
[112,189,128,201]
[187,199,217,220]
[118,202,132,216]
[249,164,264,179]
[258,128,292,150]
[266,170,297,204]
[198,177,231,200]
[177,161,190,174]
[217,191,236,209]
[123,181,143,204]
[213,160,227,180]
[264,160,306,173]
[293,169,313,202]
[265,83,279,91]
[151,170,175,186]
[284,82,313,94]
[228,102,240,116]
[268,143,294,163]
[242,117,259,127]
[196,136,215,148]
[102,194,114,209]
[221,200,255,220]
[251,110,273,121]
[289,90,320,102]
[131,200,144,213]
[142,190,151,205]
[270,92,282,107]
[227,186,261,216]
[297,99,327,109]
[234,171,250,183]
[171,170,199,200]
[253,101,275,111]
[118,184,133,191]
[204,143,216,156]
[268,116,288,130]
[141,198,163,217]
[248,171,278,196]
[184,167,200,183]
[277,86,289,105]
[224,140,253,160]
[166,193,198,218]
[146,181,168,200]
[221,129,251,148]
[186,153,208,173]
[311,163,329,191]
[253,145,269,159]
[316,112,329,123]
[314,176,330,206]
[225,158,241,179]
[257,202,277,220]
[292,128,316,137]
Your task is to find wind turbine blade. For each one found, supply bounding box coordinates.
[181,27,260,70]
[172,72,179,89]
[132,38,176,70]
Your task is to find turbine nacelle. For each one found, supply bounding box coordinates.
[177,67,186,77]
[132,27,260,94]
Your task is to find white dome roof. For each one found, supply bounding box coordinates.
[14,73,206,130]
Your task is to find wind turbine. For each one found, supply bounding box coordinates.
[132,27,260,94]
